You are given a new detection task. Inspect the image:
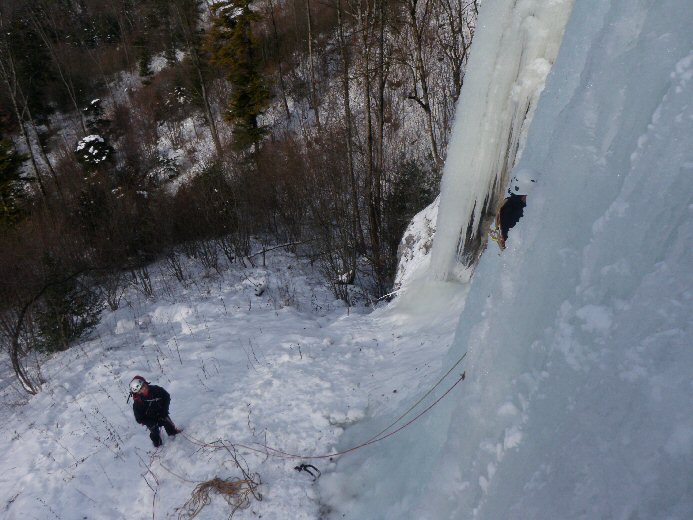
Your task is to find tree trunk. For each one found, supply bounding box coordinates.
[268,0,291,123]
[26,112,63,201]
[337,1,366,253]
[357,1,385,290]
[28,5,87,134]
[6,303,40,395]
[405,0,442,167]
[195,55,223,156]
[375,0,387,239]
[0,50,48,199]
[306,0,322,131]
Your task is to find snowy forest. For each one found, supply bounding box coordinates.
[0,0,476,390]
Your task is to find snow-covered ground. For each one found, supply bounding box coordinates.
[0,249,467,519]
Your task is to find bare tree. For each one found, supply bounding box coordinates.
[267,0,292,122]
[434,0,476,104]
[399,0,442,167]
[26,1,87,134]
[0,14,48,200]
[172,0,223,156]
[306,0,322,131]
[336,0,366,252]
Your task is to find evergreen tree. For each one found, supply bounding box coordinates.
[383,158,439,265]
[208,0,270,152]
[75,134,114,170]
[35,257,103,352]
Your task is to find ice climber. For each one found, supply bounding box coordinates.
[495,170,535,249]
[129,375,180,447]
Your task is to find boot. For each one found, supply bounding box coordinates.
[149,425,163,447]
[162,416,182,436]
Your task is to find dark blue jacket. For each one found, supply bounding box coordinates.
[133,385,171,426]
[499,194,526,241]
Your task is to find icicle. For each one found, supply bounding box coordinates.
[430,0,575,281]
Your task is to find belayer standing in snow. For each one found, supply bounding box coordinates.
[494,170,535,249]
[129,375,180,447]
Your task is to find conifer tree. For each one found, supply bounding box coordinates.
[208,0,270,152]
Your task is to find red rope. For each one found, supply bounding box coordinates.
[181,371,466,460]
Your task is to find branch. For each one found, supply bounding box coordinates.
[246,239,315,260]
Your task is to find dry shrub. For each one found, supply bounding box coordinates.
[111,99,159,181]
[254,128,362,300]
[177,477,260,520]
[170,163,239,244]
[255,135,310,242]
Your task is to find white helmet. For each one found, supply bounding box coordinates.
[130,376,147,394]
[509,168,537,195]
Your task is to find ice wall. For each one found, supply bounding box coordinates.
[424,1,693,514]
[323,0,693,518]
[430,0,575,281]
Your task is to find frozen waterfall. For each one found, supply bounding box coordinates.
[430,0,575,281]
[324,0,693,518]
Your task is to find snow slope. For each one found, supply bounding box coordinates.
[322,0,693,519]
[0,249,467,519]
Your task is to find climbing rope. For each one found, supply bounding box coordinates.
[176,477,258,520]
[362,352,467,444]
[251,370,466,460]
[180,350,468,461]
[157,441,262,519]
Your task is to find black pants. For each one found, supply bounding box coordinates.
[147,416,178,447]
